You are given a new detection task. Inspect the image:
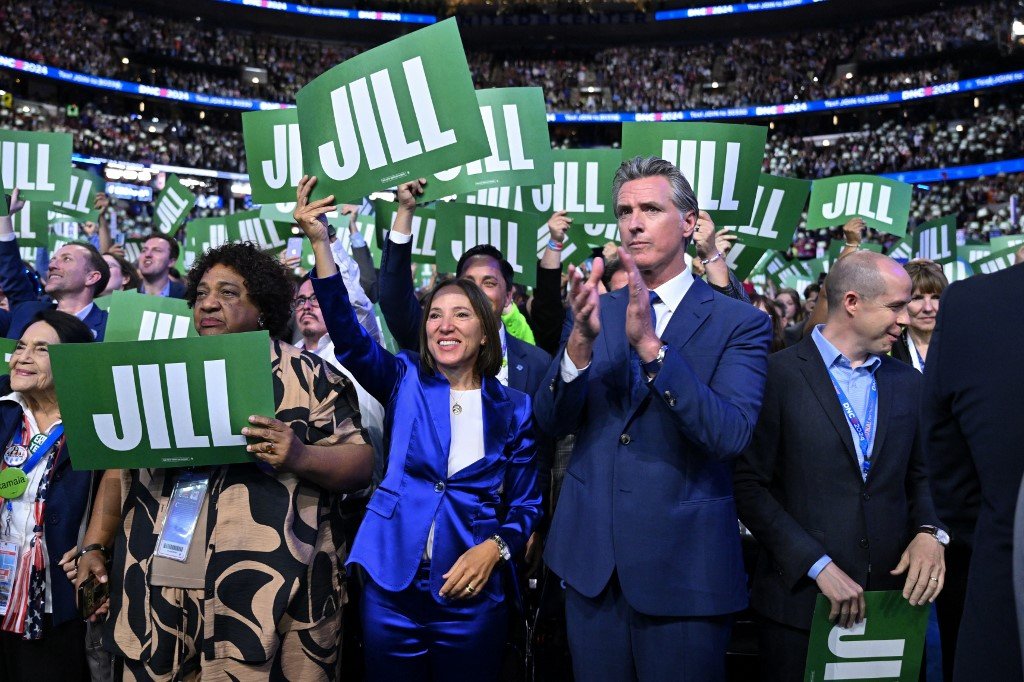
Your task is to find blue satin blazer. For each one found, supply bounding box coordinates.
[311,271,541,604]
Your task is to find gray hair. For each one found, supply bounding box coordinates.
[824,250,890,311]
[611,156,700,220]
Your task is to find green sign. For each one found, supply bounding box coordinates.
[434,202,541,287]
[121,239,146,265]
[296,18,489,204]
[463,148,621,266]
[9,201,47,248]
[300,215,379,271]
[104,290,200,342]
[225,210,288,252]
[804,591,928,682]
[753,251,789,283]
[973,246,1019,275]
[50,169,105,222]
[50,331,275,470]
[185,216,229,256]
[0,337,16,374]
[48,220,87,254]
[17,246,37,264]
[724,242,767,280]
[429,87,553,201]
[0,130,73,203]
[724,174,810,251]
[777,260,814,292]
[961,244,990,263]
[620,122,768,225]
[805,255,830,278]
[153,174,197,236]
[990,234,1024,252]
[911,214,957,265]
[944,259,973,283]
[373,200,439,265]
[887,237,913,262]
[828,240,883,261]
[258,201,349,231]
[242,108,303,204]
[807,175,913,236]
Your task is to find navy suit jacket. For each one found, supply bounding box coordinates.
[378,235,554,506]
[734,336,940,629]
[0,376,94,627]
[922,265,1024,681]
[311,271,542,603]
[0,238,107,340]
[533,277,771,617]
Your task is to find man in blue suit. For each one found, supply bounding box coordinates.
[378,180,554,527]
[0,191,110,340]
[533,156,771,681]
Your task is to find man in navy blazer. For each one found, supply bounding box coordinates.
[532,156,771,681]
[734,251,945,681]
[0,192,110,341]
[378,181,554,513]
[922,262,1024,681]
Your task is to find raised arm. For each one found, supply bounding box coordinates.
[0,190,39,308]
[294,176,403,404]
[378,180,427,352]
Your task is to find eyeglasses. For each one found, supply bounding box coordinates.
[294,294,319,309]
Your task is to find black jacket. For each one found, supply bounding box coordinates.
[734,334,941,629]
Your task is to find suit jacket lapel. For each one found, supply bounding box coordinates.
[866,361,893,483]
[659,277,714,351]
[796,337,861,476]
[421,369,452,477]
[506,337,527,393]
[482,376,511,465]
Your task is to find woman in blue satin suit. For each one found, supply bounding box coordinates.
[294,175,542,681]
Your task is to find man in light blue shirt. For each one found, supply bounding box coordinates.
[735,250,948,681]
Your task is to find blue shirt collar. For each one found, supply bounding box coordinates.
[811,325,881,373]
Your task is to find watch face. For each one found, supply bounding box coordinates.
[936,529,951,545]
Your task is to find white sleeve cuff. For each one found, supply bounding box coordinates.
[559,350,589,383]
[0,233,16,242]
[388,230,413,245]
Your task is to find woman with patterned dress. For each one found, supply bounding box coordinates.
[76,242,373,681]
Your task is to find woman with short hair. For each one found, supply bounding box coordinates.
[0,309,94,681]
[77,242,373,681]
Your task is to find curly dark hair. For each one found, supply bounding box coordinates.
[184,242,294,339]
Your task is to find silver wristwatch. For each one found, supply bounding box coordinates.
[918,525,950,546]
[490,534,511,563]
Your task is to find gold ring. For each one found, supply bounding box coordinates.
[465,585,475,593]
[929,577,938,582]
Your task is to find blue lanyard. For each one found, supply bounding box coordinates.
[12,423,65,475]
[827,368,878,478]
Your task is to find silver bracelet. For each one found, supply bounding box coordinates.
[700,251,724,266]
[844,242,860,248]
